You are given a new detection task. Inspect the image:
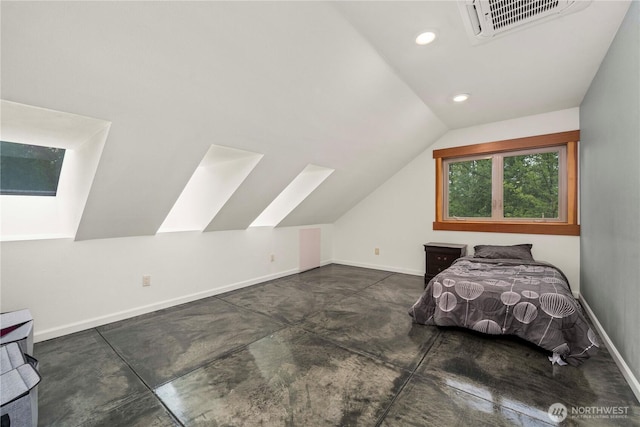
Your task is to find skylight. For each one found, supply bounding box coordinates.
[250,164,334,228]
[1,141,66,196]
[1,100,110,241]
[158,145,263,233]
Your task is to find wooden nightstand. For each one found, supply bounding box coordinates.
[423,243,467,286]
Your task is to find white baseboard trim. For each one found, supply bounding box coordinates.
[34,267,301,343]
[580,295,640,403]
[332,259,423,277]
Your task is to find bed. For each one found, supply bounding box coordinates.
[409,244,598,366]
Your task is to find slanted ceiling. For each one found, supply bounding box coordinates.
[0,1,629,241]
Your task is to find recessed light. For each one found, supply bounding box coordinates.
[453,93,470,102]
[415,31,437,45]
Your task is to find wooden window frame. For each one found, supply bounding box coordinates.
[433,130,580,236]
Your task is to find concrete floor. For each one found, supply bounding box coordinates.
[34,264,639,426]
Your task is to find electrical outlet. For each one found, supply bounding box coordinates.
[142,275,151,287]
[374,248,380,255]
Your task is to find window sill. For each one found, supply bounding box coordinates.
[433,221,580,236]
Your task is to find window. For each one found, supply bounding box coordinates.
[0,141,66,196]
[433,130,579,236]
[157,145,264,233]
[1,100,110,242]
[250,164,334,228]
[446,146,565,220]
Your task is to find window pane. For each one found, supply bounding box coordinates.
[447,158,492,218]
[503,151,558,219]
[1,141,66,196]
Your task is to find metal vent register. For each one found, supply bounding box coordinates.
[489,0,559,32]
[460,0,591,42]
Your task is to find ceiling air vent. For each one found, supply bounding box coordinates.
[460,0,591,43]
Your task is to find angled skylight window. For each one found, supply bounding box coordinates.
[1,141,66,196]
[158,145,263,233]
[1,100,110,242]
[250,164,334,228]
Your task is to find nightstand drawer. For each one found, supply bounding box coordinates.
[427,252,455,267]
[427,260,450,276]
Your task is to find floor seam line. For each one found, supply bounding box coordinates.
[374,330,438,427]
[94,327,185,427]
[151,324,290,390]
[296,325,418,377]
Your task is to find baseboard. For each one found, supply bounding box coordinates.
[34,267,301,343]
[580,295,640,403]
[332,259,423,277]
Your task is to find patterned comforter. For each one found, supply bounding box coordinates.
[409,257,598,365]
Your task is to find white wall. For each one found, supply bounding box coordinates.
[580,0,639,395]
[334,108,581,293]
[0,224,333,342]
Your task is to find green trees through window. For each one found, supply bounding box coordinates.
[503,152,559,219]
[433,130,579,235]
[445,147,564,221]
[448,158,492,218]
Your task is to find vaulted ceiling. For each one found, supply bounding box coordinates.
[0,1,630,240]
